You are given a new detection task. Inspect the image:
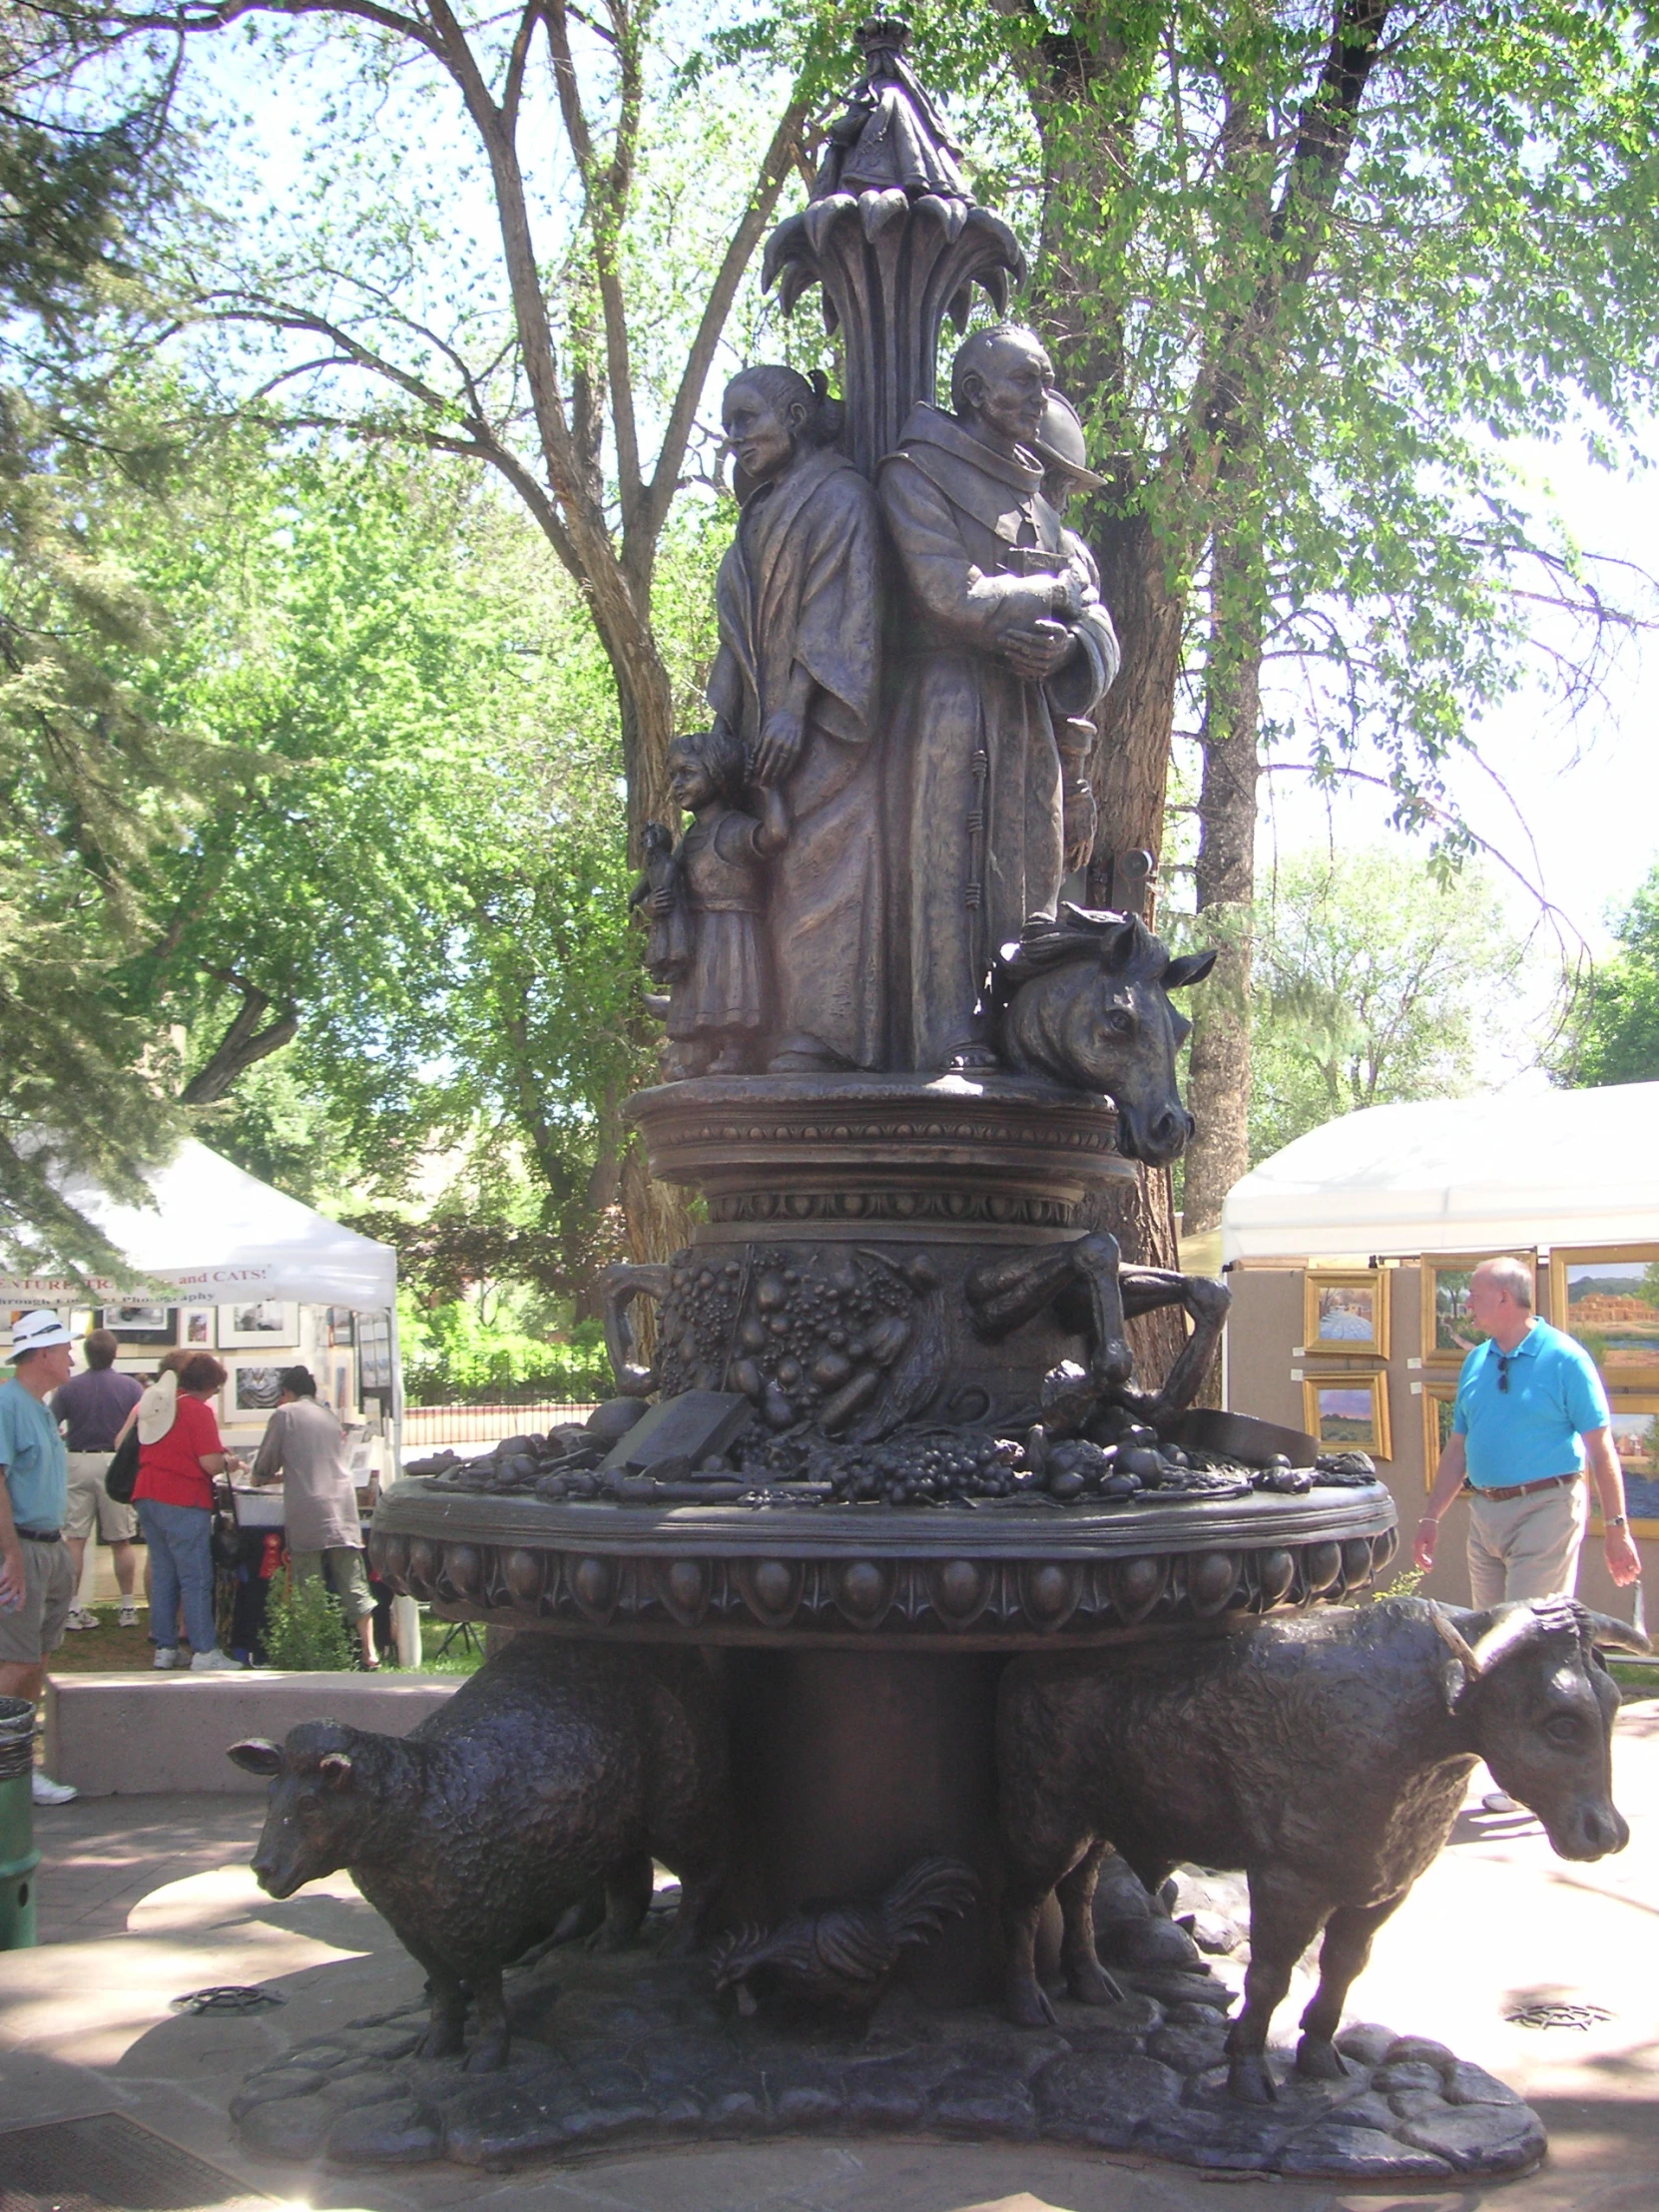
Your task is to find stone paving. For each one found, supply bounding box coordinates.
[0,1703,1655,2212]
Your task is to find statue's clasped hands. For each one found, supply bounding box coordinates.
[1003,617,1074,683]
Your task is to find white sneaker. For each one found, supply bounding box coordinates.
[153,1647,179,1670]
[189,1648,243,1672]
[118,1604,140,1628]
[32,1771,77,1806]
[64,1606,100,1631]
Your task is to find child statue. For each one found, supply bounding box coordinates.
[639,727,788,1078]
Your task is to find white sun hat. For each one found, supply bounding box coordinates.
[8,1310,72,1361]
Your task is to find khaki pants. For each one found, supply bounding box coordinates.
[64,1451,138,1544]
[1466,1478,1588,1608]
[289,1546,375,1622]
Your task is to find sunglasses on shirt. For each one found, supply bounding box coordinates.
[1496,1353,1509,1392]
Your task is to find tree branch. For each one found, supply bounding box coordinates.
[637,83,811,557]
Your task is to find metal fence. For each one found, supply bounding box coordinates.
[401,1401,601,1451]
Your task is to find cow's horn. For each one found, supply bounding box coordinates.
[1576,1608,1651,1655]
[1431,1607,1483,1676]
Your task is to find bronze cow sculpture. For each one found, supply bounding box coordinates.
[998,1597,1641,2100]
[992,905,1215,1162]
[230,1639,731,2070]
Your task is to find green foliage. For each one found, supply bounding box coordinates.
[261,1566,355,1670]
[1560,866,1659,1088]
[79,429,648,1295]
[1247,847,1532,1161]
[0,27,199,1275]
[398,1288,612,1404]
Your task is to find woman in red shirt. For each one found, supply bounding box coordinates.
[133,1352,241,1671]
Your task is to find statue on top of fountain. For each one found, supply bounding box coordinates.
[878,326,1120,1072]
[634,21,1139,1091]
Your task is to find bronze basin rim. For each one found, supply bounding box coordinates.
[373,1478,1395,1561]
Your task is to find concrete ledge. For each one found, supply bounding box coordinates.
[44,1672,456,1796]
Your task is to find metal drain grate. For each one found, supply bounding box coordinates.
[1504,1999,1615,2030]
[0,2113,270,2212]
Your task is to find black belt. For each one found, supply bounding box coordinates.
[16,1527,61,1542]
[1468,1473,1579,1502]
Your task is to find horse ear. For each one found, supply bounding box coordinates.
[1163,948,1217,990]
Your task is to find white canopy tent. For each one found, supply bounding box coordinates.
[1222,1081,1659,1263]
[0,1138,395,1309]
[0,1139,399,1432]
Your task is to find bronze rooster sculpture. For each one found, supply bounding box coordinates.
[710,1856,978,2016]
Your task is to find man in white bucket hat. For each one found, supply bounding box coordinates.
[0,1310,81,1803]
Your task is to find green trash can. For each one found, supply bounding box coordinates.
[0,1695,39,1948]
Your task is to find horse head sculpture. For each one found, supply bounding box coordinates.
[991,905,1216,1164]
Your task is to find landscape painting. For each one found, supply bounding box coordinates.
[1304,1268,1388,1359]
[1418,1254,1536,1369]
[1303,1376,1390,1459]
[1604,1400,1659,1535]
[1421,1385,1458,1487]
[1550,1248,1659,1380]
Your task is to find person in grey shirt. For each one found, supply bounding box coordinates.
[52,1328,142,1630]
[251,1367,377,1668]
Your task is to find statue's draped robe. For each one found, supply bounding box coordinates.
[710,445,885,1069]
[877,405,1119,1071]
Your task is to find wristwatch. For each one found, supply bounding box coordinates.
[1606,1514,1628,1529]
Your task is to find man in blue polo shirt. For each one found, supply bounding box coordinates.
[0,1310,80,1804]
[1414,1256,1640,1605]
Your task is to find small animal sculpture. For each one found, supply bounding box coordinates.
[710,1855,978,2017]
[966,1226,1232,1428]
[229,1638,731,2071]
[990,905,1215,1162]
[998,1596,1642,2100]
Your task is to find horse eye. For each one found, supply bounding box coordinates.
[1545,1713,1581,1744]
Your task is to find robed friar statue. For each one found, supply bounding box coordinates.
[878,325,1119,1073]
[706,365,885,1074]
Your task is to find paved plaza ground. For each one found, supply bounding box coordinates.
[2,1702,1658,2212]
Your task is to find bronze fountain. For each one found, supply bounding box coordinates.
[229,24,1609,2184]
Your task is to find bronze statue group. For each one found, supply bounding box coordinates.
[633,326,1121,1082]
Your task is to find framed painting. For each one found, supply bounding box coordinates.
[1303,1268,1389,1359]
[1548,1247,1659,1382]
[97,1304,176,1345]
[177,1306,216,1348]
[220,1300,300,1350]
[1420,1382,1458,1488]
[229,1361,285,1414]
[328,1350,356,1417]
[1419,1254,1536,1369]
[1302,1375,1391,1460]
[357,1312,392,1391]
[1598,1396,1659,1539]
[325,1307,355,1348]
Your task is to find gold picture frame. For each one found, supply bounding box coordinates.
[1303,1267,1389,1360]
[1596,1394,1659,1539]
[1549,1246,1659,1384]
[1418,1252,1536,1369]
[1421,1382,1457,1489]
[1303,1374,1391,1460]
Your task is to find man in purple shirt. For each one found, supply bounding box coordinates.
[51,1329,142,1630]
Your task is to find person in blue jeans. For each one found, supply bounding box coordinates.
[126,1353,244,1670]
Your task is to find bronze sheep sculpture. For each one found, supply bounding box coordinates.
[230,1638,731,2070]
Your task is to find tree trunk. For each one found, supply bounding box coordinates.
[1182,521,1264,1237]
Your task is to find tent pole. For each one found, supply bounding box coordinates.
[384,1294,420,1669]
